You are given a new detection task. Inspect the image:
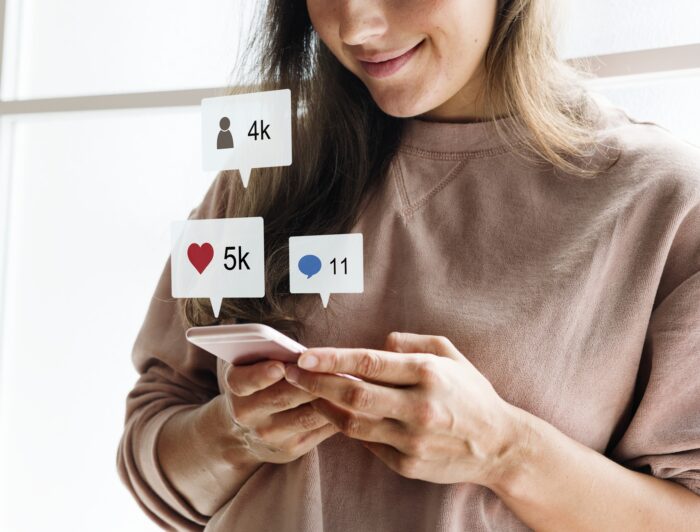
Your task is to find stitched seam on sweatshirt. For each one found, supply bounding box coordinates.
[401,159,468,220]
[398,141,525,161]
[391,156,411,210]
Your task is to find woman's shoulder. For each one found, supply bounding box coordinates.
[586,96,700,309]
[590,93,700,199]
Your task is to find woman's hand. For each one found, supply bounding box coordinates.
[220,360,340,465]
[157,359,339,518]
[283,332,526,488]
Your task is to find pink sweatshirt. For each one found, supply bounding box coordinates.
[117,95,700,531]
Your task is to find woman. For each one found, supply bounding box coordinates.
[117,0,700,530]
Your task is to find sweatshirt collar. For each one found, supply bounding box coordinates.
[399,113,530,156]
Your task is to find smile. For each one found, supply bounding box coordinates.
[357,40,424,79]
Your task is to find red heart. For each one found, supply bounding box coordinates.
[187,243,214,274]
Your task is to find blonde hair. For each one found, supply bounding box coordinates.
[480,0,613,177]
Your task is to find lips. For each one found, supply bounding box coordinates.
[357,40,424,79]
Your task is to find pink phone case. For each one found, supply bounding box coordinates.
[185,323,306,365]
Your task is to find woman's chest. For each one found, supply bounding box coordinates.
[297,194,661,451]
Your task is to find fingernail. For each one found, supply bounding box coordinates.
[298,354,318,370]
[267,364,284,379]
[285,365,300,383]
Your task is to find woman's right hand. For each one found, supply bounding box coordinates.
[158,358,336,517]
[220,360,339,465]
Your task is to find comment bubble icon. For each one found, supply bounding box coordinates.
[171,217,265,318]
[289,234,363,307]
[201,89,292,188]
[298,254,322,279]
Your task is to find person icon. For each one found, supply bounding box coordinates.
[217,117,234,150]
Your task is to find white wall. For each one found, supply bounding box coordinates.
[1,0,256,99]
[0,108,214,531]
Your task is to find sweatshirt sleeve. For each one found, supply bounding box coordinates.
[116,171,238,530]
[608,198,700,495]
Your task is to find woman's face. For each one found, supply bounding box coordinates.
[306,0,500,121]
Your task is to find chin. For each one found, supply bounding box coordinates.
[367,86,436,118]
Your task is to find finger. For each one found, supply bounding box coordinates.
[296,347,425,385]
[312,399,414,449]
[255,403,330,439]
[362,442,425,480]
[226,360,286,396]
[285,365,412,419]
[240,380,318,416]
[384,332,464,362]
[285,423,339,456]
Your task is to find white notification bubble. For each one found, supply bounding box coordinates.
[171,217,265,318]
[289,233,364,308]
[201,89,292,188]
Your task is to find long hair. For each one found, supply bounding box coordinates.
[181,0,610,337]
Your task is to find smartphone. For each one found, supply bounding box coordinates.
[186,323,306,365]
[187,323,362,381]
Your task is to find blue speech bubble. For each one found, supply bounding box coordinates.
[298,254,322,279]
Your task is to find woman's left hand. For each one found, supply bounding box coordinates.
[283,332,527,487]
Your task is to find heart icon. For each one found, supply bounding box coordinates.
[187,243,214,274]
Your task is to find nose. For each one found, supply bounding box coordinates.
[338,1,388,46]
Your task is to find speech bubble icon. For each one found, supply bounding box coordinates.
[201,89,292,188]
[298,254,322,279]
[171,217,265,318]
[289,233,364,308]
